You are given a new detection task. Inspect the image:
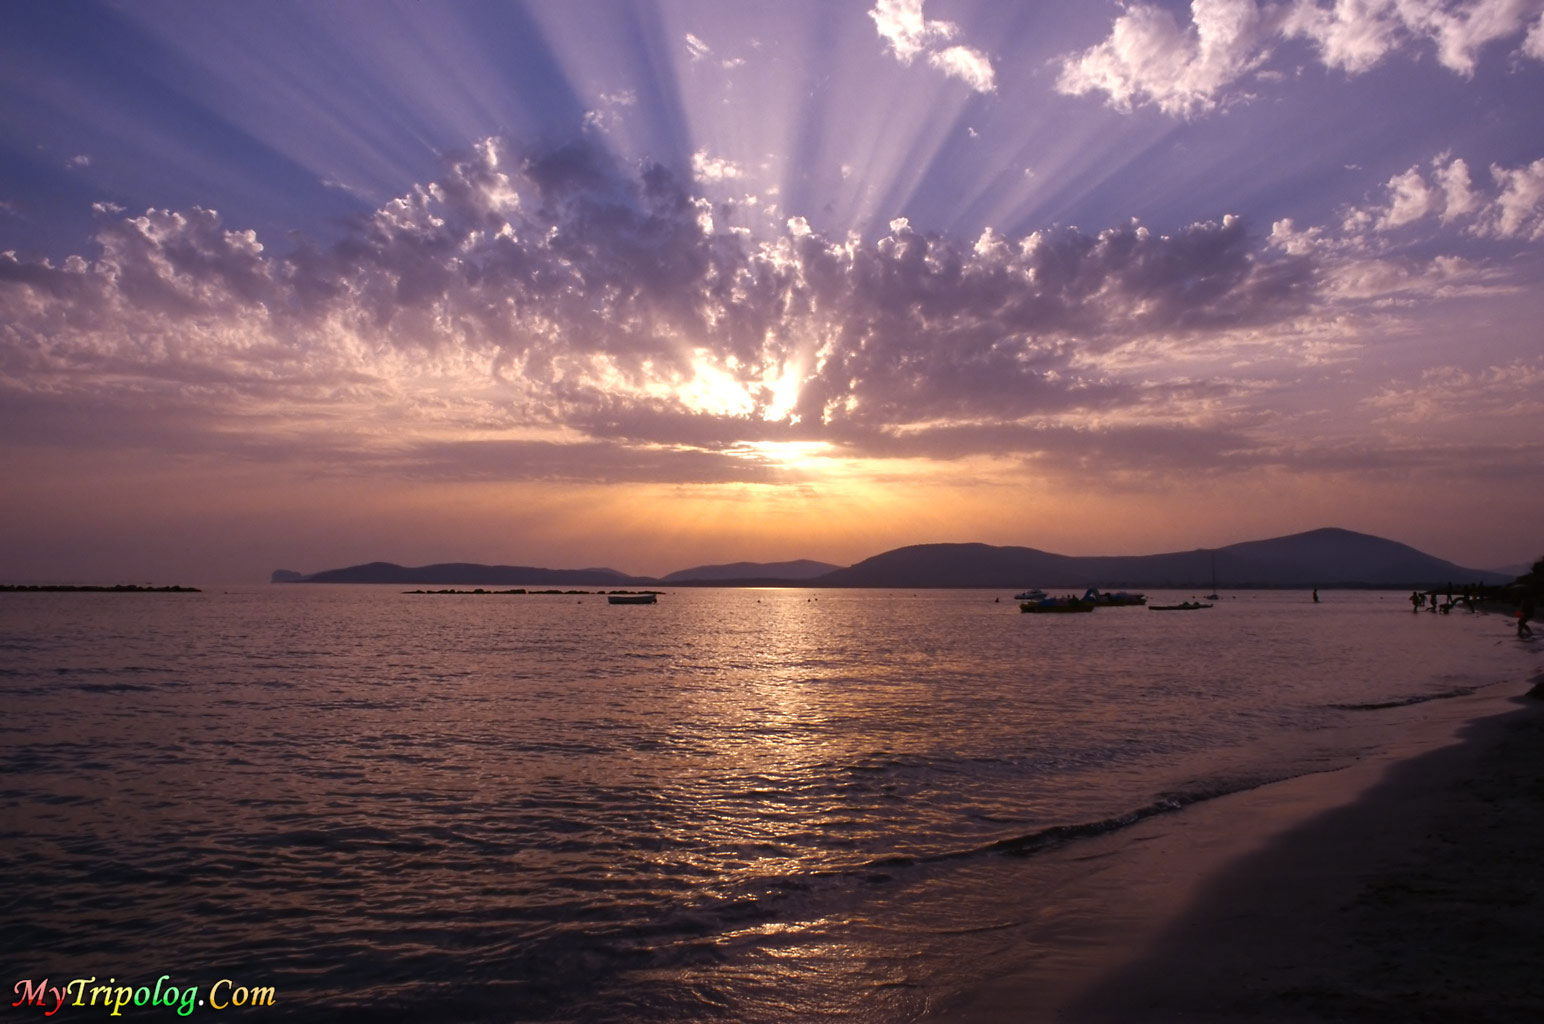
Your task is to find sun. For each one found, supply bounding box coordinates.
[727,440,835,471]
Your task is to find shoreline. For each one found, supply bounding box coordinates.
[936,672,1544,1022]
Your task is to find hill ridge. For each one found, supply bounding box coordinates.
[818,527,1506,589]
[276,527,1510,588]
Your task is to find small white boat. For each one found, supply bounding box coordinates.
[1013,589,1047,601]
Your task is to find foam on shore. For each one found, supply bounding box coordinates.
[935,673,1544,1021]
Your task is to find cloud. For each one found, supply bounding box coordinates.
[869,0,957,63]
[5,135,1538,489]
[1484,157,1544,240]
[928,45,997,92]
[1376,166,1441,229]
[1434,155,1481,222]
[1063,0,1544,116]
[691,150,744,182]
[869,0,996,92]
[684,33,712,62]
[1528,11,1544,57]
[320,175,373,199]
[1268,217,1327,255]
[66,154,92,168]
[1363,358,1544,425]
[1284,0,1543,76]
[1343,152,1544,240]
[1057,0,1273,117]
[680,31,745,70]
[582,89,637,135]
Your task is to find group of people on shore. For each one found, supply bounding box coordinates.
[1408,581,1535,638]
[1408,584,1484,615]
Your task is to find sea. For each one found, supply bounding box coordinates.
[2,585,1535,1021]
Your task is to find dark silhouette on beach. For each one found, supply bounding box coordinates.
[1512,556,1542,639]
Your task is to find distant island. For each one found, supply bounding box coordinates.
[274,527,1514,590]
[0,584,201,593]
[817,528,1513,589]
[402,588,663,596]
[276,561,638,586]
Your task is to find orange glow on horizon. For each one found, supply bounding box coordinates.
[2,438,1534,584]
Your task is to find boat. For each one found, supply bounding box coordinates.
[1082,587,1146,607]
[1149,601,1212,611]
[607,593,658,605]
[1204,552,1219,601]
[1013,589,1048,601]
[1020,595,1094,613]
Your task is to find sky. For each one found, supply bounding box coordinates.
[2,0,1542,582]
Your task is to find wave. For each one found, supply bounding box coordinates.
[1330,685,1478,711]
[69,681,160,693]
[850,775,1284,872]
[569,767,1335,976]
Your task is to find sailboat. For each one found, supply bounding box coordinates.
[1204,551,1219,601]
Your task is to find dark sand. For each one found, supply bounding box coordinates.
[939,675,1544,1022]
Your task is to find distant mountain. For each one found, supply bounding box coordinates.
[277,528,1507,589]
[661,559,842,583]
[815,528,1510,589]
[293,561,643,586]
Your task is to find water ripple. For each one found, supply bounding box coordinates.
[0,586,1530,1020]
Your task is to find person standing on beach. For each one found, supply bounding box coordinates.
[1521,592,1536,639]
[1312,588,1319,603]
[1410,590,1422,612]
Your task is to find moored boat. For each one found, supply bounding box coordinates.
[1149,601,1212,611]
[1082,587,1146,607]
[1020,596,1094,613]
[1013,589,1048,601]
[607,593,658,605]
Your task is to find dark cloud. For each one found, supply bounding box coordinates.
[0,135,1328,480]
[397,438,793,486]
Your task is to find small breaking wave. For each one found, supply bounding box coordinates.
[1330,685,1478,711]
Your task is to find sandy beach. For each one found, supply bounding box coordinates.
[939,671,1544,1023]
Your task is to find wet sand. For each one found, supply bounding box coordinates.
[938,675,1544,1022]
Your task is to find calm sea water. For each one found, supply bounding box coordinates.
[1,586,1533,1020]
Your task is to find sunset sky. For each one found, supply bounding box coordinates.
[3,0,1542,582]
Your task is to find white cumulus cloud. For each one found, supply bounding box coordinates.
[1326,150,1544,244]
[1484,157,1544,240]
[1056,0,1273,117]
[691,150,744,182]
[928,45,997,92]
[1527,11,1544,56]
[1377,166,1441,229]
[1064,0,1544,116]
[1285,0,1544,76]
[869,0,996,92]
[869,0,957,62]
[1435,156,1480,222]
